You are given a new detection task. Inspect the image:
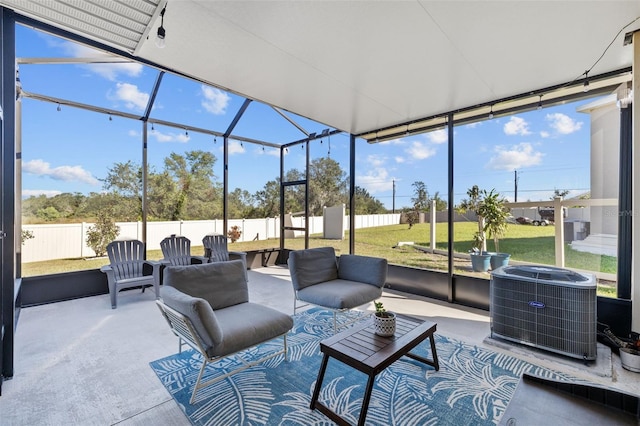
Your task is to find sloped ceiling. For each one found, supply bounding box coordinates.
[2,1,639,137]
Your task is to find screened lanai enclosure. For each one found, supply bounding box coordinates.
[1,0,640,391]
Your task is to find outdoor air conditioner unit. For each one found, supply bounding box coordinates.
[490,265,597,360]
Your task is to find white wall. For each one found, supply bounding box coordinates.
[21,213,400,262]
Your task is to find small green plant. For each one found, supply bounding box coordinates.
[374,301,391,318]
[21,229,35,245]
[227,225,242,243]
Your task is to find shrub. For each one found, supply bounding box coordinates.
[86,210,120,257]
[21,229,34,245]
[227,225,242,243]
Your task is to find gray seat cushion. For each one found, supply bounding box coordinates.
[288,246,338,291]
[296,279,383,310]
[164,260,248,309]
[212,302,294,357]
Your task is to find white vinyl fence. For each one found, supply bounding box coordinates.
[21,214,401,263]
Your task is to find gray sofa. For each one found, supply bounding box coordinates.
[157,259,293,403]
[288,247,388,331]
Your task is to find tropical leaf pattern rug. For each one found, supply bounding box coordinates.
[150,308,577,425]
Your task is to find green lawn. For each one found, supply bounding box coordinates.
[21,221,617,296]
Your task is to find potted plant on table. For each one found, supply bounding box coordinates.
[373,301,396,337]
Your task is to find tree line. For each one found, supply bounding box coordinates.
[22,150,389,224]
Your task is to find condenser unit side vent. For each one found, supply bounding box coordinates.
[490,266,597,360]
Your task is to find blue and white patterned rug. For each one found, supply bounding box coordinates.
[150,308,577,425]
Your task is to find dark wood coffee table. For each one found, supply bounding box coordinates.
[310,314,439,426]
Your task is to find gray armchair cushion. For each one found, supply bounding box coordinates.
[161,286,223,352]
[212,302,294,357]
[164,260,248,310]
[338,254,388,288]
[296,279,383,309]
[288,246,338,291]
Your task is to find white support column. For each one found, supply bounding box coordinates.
[632,31,640,332]
[554,197,565,267]
[430,199,437,253]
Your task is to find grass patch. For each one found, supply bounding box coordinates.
[21,222,617,297]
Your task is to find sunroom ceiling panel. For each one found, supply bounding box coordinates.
[1,0,639,137]
[1,0,162,53]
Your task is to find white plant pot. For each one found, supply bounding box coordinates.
[620,348,640,372]
[374,312,396,337]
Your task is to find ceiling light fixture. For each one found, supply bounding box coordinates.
[583,70,590,92]
[56,103,61,112]
[151,123,154,131]
[488,105,494,119]
[155,6,167,48]
[109,115,112,121]
[537,95,543,110]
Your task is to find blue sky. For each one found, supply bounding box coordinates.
[17,25,594,210]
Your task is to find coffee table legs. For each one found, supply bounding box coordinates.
[310,353,329,410]
[310,353,376,426]
[310,334,439,425]
[405,334,440,371]
[358,374,376,426]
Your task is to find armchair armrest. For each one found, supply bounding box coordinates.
[159,286,224,355]
[100,264,115,284]
[190,255,207,264]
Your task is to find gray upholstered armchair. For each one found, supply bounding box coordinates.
[156,259,293,404]
[288,246,388,331]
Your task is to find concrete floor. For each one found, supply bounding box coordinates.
[0,266,638,425]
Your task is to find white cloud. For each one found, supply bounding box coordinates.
[150,130,190,143]
[426,129,448,144]
[540,131,550,138]
[395,156,405,163]
[357,168,393,194]
[366,154,386,168]
[546,113,583,134]
[405,141,436,160]
[486,143,544,171]
[201,86,230,115]
[128,130,139,137]
[63,41,143,81]
[503,116,531,136]
[22,189,62,198]
[254,145,279,157]
[378,138,404,145]
[23,159,99,185]
[263,147,280,157]
[112,83,149,111]
[228,140,245,155]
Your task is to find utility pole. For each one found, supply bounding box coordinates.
[392,179,396,213]
[514,170,519,202]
